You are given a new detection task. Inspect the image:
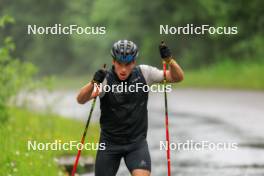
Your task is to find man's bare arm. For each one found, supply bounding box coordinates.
[158,41,184,83]
[77,68,106,104]
[77,82,100,104]
[166,59,184,83]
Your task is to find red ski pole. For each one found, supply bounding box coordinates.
[161,41,171,176]
[71,64,106,176]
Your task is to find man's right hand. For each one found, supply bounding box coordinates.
[92,69,107,83]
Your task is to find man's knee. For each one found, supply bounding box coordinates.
[132,169,150,176]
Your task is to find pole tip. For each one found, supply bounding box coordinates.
[160,40,166,47]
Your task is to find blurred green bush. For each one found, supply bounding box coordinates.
[0,16,37,123]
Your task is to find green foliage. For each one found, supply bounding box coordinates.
[178,59,264,90]
[0,107,99,175]
[0,15,15,28]
[0,16,37,122]
[0,1,263,76]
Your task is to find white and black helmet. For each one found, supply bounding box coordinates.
[111,40,138,63]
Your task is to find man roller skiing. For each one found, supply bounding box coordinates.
[77,40,184,176]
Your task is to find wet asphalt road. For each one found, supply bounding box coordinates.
[17,89,264,176]
[114,89,264,176]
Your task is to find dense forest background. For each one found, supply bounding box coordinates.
[1,0,263,76]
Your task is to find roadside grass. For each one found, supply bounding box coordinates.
[0,108,99,176]
[52,75,91,90]
[51,61,264,90]
[175,60,264,90]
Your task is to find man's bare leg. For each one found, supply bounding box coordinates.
[132,169,150,176]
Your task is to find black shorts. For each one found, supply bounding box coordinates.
[95,139,151,176]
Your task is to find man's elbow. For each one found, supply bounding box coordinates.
[173,72,184,82]
[77,96,86,104]
[177,73,184,82]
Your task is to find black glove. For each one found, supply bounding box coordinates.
[92,69,107,83]
[159,41,172,59]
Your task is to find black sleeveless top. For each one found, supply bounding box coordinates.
[99,66,149,144]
